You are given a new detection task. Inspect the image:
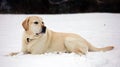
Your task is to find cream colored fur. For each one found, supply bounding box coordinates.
[20,16,114,56]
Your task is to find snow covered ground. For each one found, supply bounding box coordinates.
[0,13,120,67]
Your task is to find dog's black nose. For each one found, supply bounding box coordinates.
[41,26,46,33]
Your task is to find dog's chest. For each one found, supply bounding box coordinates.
[26,37,49,54]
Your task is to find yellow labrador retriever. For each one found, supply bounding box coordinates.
[10,16,114,56]
[21,16,114,55]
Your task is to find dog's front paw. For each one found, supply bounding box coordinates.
[6,52,19,56]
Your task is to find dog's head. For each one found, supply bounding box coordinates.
[22,16,46,35]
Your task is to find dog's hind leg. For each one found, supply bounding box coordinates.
[65,37,88,55]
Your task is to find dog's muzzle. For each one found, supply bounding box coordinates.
[36,26,46,35]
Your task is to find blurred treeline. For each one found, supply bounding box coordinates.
[0,0,120,14]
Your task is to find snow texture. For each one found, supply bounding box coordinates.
[0,13,120,67]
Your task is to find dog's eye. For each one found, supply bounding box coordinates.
[34,22,38,24]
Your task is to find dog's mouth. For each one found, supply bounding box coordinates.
[35,32,43,36]
[35,33,40,35]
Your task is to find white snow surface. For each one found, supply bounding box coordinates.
[0,13,120,67]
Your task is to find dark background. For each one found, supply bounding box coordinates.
[0,0,120,14]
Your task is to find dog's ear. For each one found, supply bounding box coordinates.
[22,17,29,31]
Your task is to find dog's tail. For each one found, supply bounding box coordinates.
[88,45,114,52]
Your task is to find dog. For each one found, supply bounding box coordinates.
[10,16,114,56]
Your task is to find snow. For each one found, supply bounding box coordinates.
[0,13,120,67]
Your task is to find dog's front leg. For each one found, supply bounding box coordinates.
[8,52,20,56]
[8,51,30,56]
